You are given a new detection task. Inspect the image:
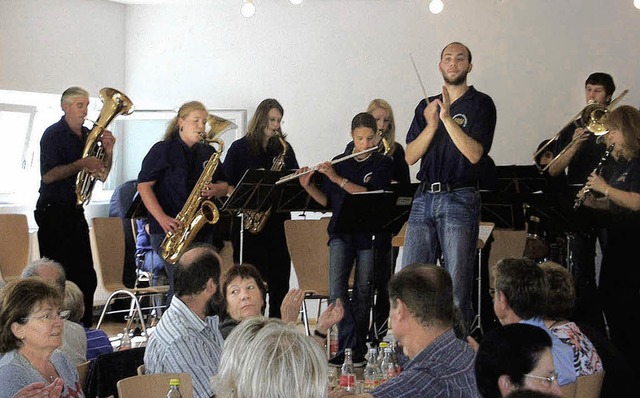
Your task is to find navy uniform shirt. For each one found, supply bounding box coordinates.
[321,151,393,249]
[344,141,410,185]
[36,116,90,208]
[553,123,605,185]
[137,137,227,235]
[222,136,299,187]
[406,86,496,186]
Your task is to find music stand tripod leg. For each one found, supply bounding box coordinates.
[469,247,483,338]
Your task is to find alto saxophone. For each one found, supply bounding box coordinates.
[243,132,288,234]
[160,138,224,264]
[573,143,615,209]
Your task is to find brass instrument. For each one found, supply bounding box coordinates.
[160,115,232,264]
[573,143,614,209]
[76,88,134,205]
[533,89,628,172]
[377,129,391,155]
[242,132,288,234]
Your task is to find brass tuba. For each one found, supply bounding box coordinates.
[242,132,288,234]
[76,88,134,205]
[160,114,233,264]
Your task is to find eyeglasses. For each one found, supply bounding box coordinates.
[21,310,70,323]
[488,288,496,299]
[524,371,559,387]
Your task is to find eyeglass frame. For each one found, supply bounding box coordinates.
[488,287,496,299]
[21,309,71,323]
[523,371,559,387]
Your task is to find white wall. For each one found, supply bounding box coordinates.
[122,0,640,173]
[0,0,126,96]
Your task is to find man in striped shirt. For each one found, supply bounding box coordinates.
[144,244,224,398]
[331,264,480,398]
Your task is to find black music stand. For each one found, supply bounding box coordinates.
[331,184,418,343]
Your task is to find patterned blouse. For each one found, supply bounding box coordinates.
[549,321,604,376]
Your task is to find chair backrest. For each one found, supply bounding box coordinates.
[0,213,30,282]
[76,360,91,393]
[575,371,604,398]
[559,381,577,398]
[117,372,194,398]
[91,217,126,292]
[137,363,145,375]
[284,218,331,296]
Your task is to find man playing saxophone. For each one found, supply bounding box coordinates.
[34,86,114,327]
[137,101,229,305]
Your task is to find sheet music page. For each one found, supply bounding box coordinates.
[478,223,494,244]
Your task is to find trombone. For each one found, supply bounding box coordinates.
[533,89,628,172]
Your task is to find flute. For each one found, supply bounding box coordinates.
[275,146,378,185]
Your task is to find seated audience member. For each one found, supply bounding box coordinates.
[212,317,329,398]
[144,244,224,398]
[0,278,83,398]
[539,261,603,376]
[218,263,343,345]
[475,323,562,398]
[504,390,558,398]
[10,381,64,398]
[63,281,113,361]
[488,257,576,387]
[21,258,87,365]
[331,263,480,398]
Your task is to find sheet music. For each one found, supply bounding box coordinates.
[478,222,495,245]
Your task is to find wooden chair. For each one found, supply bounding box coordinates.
[575,372,604,398]
[117,372,194,398]
[136,364,145,375]
[284,218,331,336]
[0,213,30,283]
[560,381,576,398]
[91,217,169,336]
[76,360,91,393]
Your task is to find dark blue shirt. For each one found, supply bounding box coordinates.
[36,116,90,208]
[321,151,393,249]
[406,86,496,185]
[137,137,227,235]
[222,136,299,186]
[344,141,410,184]
[552,123,605,185]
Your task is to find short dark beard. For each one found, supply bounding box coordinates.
[442,69,469,86]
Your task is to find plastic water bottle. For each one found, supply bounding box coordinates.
[119,328,131,351]
[167,378,182,398]
[340,348,356,392]
[380,347,398,382]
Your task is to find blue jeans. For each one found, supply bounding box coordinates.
[401,187,480,332]
[329,236,374,359]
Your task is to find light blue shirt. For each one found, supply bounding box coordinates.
[521,317,577,386]
[144,297,224,398]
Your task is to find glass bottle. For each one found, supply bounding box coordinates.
[119,327,131,351]
[380,347,398,381]
[329,326,339,358]
[339,348,356,392]
[167,378,182,398]
[363,347,380,392]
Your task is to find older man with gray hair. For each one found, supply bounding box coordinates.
[21,257,87,365]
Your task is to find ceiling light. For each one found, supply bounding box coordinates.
[429,0,444,15]
[289,0,304,5]
[241,0,256,18]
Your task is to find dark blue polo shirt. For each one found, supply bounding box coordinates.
[137,137,227,235]
[222,136,299,187]
[552,123,605,185]
[344,141,410,185]
[406,86,496,186]
[321,151,393,249]
[36,116,90,208]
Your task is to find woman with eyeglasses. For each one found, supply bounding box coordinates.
[475,323,562,398]
[0,277,83,398]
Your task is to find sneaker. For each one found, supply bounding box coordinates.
[352,354,367,368]
[328,351,367,368]
[328,352,344,367]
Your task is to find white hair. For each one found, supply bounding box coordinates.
[212,317,328,398]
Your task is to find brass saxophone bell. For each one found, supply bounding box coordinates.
[202,114,237,143]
